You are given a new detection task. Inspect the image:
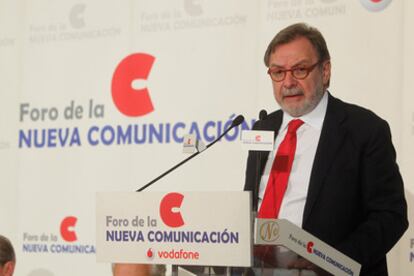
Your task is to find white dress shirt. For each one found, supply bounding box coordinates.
[258,92,328,227]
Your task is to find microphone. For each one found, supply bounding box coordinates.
[259,109,268,121]
[205,114,244,150]
[231,114,245,127]
[253,109,267,212]
[137,114,245,192]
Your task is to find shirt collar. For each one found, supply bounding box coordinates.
[281,91,328,131]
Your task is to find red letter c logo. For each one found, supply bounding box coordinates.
[307,241,314,253]
[160,193,184,228]
[111,53,155,117]
[60,216,78,242]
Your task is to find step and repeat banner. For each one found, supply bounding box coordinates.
[0,0,413,275]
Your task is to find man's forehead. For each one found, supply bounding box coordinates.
[270,38,318,65]
[269,53,316,68]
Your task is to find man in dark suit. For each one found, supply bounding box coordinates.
[244,23,408,275]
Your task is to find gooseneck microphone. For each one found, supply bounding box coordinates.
[137,114,245,192]
[253,109,267,212]
[203,114,244,150]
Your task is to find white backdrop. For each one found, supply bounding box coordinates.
[0,0,413,275]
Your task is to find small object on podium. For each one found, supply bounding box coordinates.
[183,134,206,154]
[241,130,274,151]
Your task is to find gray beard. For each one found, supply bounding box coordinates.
[280,86,325,117]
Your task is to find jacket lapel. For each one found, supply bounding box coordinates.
[302,94,347,226]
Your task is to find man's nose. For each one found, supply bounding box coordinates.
[283,71,297,88]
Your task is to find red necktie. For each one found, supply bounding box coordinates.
[258,119,304,218]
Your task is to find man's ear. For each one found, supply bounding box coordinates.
[322,60,331,88]
[3,261,15,276]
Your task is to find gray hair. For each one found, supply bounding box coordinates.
[264,22,330,66]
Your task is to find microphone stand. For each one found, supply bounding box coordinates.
[136,115,245,192]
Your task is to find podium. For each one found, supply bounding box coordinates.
[96,191,360,276]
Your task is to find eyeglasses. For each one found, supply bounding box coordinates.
[267,60,324,82]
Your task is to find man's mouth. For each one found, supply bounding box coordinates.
[284,93,303,99]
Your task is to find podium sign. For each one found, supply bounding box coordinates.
[255,219,361,276]
[96,191,252,267]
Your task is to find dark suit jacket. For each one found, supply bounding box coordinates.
[244,93,408,276]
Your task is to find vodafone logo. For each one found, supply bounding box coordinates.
[111,53,156,117]
[359,0,392,12]
[159,193,185,228]
[147,248,154,259]
[60,216,77,242]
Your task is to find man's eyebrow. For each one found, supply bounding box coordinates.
[269,59,312,68]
